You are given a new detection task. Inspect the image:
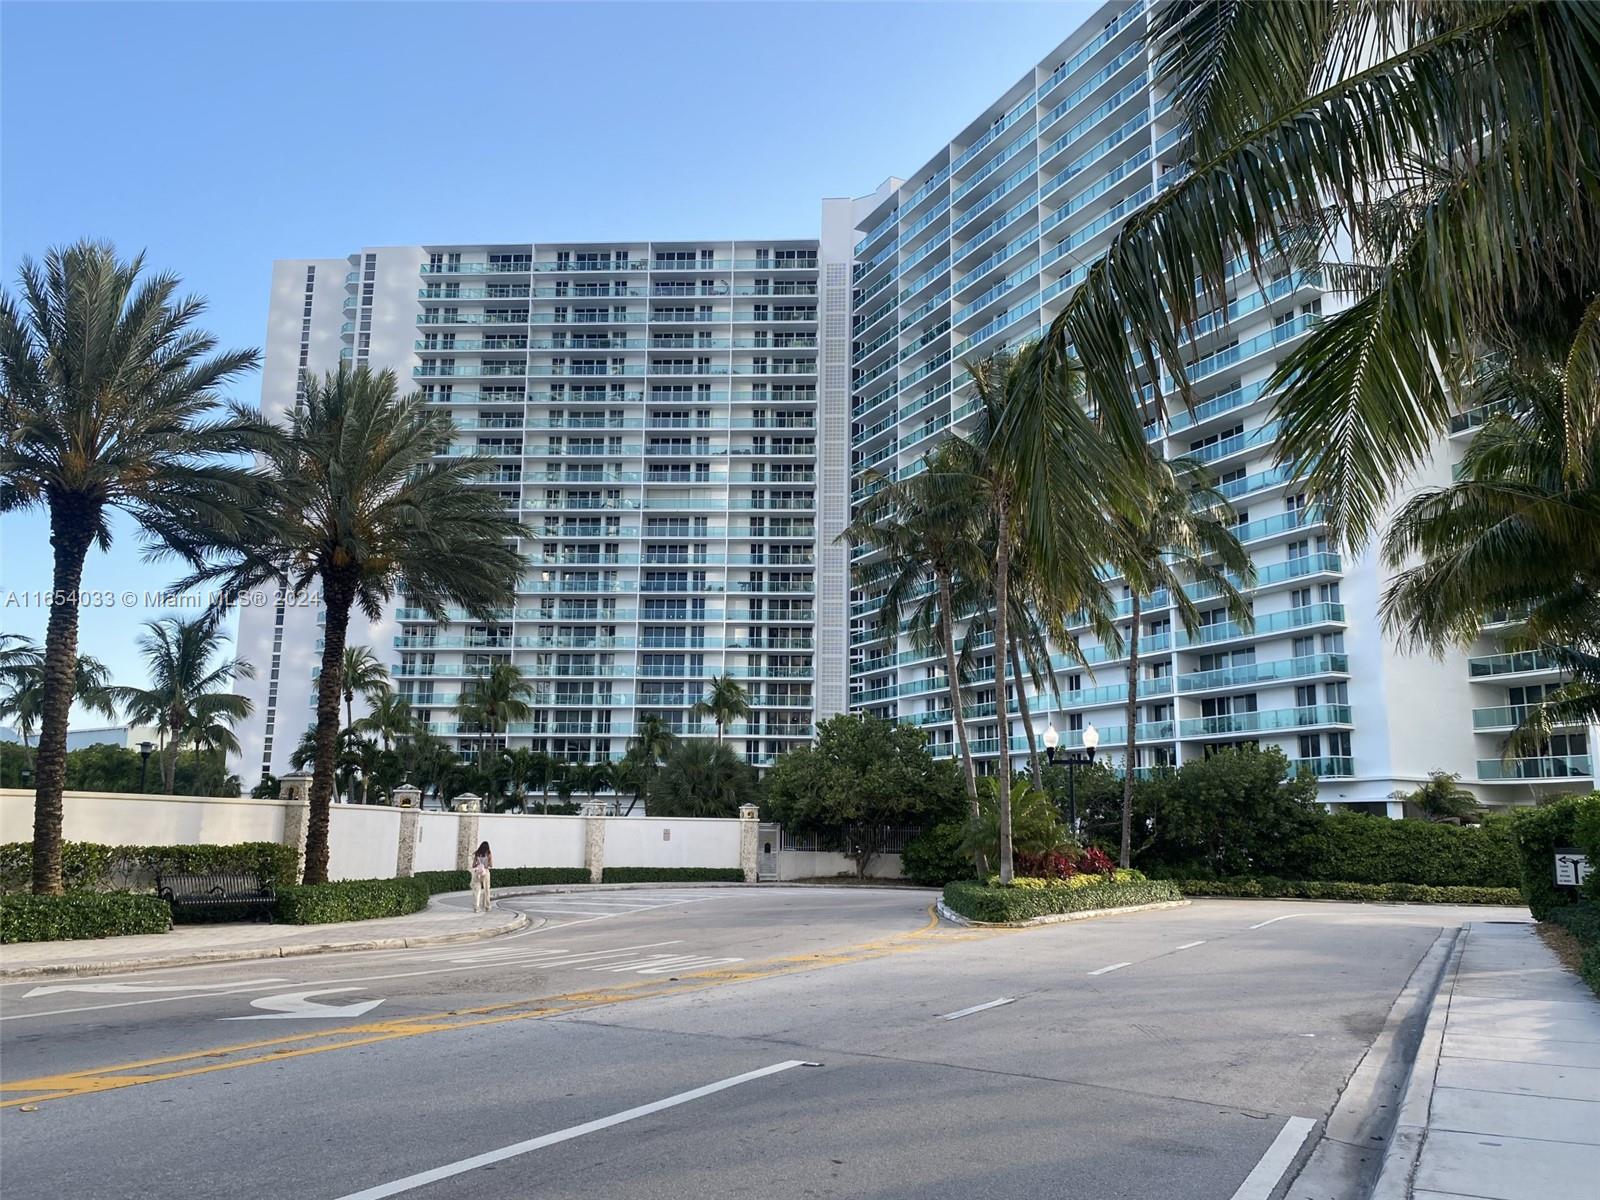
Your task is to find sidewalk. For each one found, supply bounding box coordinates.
[0,896,528,979]
[1391,921,1600,1199]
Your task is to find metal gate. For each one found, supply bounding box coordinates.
[757,823,781,881]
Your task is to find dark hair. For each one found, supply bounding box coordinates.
[475,841,491,857]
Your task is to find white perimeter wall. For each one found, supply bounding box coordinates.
[0,790,287,847]
[603,817,740,868]
[476,813,586,869]
[325,805,403,882]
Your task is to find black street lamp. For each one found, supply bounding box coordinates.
[1042,722,1100,837]
[138,741,154,793]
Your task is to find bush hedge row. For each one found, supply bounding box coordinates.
[1546,902,1600,996]
[1511,794,1600,918]
[412,867,589,894]
[943,877,1182,923]
[1172,877,1524,905]
[600,867,743,883]
[1,893,172,943]
[0,841,300,893]
[273,878,430,924]
[1293,813,1521,887]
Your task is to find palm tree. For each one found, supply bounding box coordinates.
[1393,771,1483,824]
[692,674,751,743]
[1103,456,1254,867]
[1381,329,1600,754]
[0,640,118,748]
[1039,4,1600,553]
[953,344,1123,882]
[114,616,253,795]
[339,646,390,734]
[186,365,523,882]
[647,739,757,818]
[624,715,677,814]
[845,441,988,806]
[181,700,245,794]
[456,662,536,799]
[354,690,415,752]
[0,241,265,893]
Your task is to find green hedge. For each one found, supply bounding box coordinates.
[274,878,430,924]
[1173,877,1524,905]
[1,892,172,943]
[411,867,589,895]
[600,867,743,883]
[0,841,300,893]
[902,822,975,887]
[1293,813,1521,887]
[1546,902,1600,996]
[943,878,1182,923]
[1511,794,1600,918]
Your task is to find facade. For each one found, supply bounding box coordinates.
[233,0,1592,809]
[63,724,162,753]
[235,241,852,782]
[839,0,1591,812]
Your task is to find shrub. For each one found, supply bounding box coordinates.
[0,841,299,894]
[1292,812,1521,888]
[1511,794,1600,918]
[1,892,172,943]
[901,821,975,887]
[411,867,589,894]
[1171,877,1524,905]
[943,877,1182,923]
[1546,901,1600,996]
[601,867,742,883]
[274,878,430,924]
[963,777,1068,870]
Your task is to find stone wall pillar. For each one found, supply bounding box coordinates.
[395,808,420,878]
[583,799,607,883]
[453,799,481,872]
[739,804,760,883]
[279,771,313,883]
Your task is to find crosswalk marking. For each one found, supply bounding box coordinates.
[445,939,743,976]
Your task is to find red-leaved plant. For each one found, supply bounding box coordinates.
[1077,846,1116,876]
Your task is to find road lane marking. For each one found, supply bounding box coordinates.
[22,977,286,999]
[331,1060,819,1200]
[222,988,384,1021]
[938,997,1016,1021]
[1249,914,1310,930]
[1087,962,1131,976]
[1228,1115,1316,1200]
[1175,941,1207,951]
[0,924,985,1104]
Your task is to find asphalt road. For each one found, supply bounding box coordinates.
[0,889,1513,1199]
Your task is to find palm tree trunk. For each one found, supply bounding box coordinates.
[1121,593,1141,869]
[1010,637,1043,786]
[938,572,979,808]
[305,572,355,884]
[31,500,96,895]
[993,490,1014,885]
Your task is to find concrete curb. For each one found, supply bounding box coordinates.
[935,897,1190,928]
[0,904,530,981]
[1369,924,1470,1200]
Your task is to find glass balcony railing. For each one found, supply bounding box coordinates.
[1468,651,1563,677]
[1180,653,1349,693]
[1175,602,1346,647]
[1289,756,1355,778]
[1179,705,1352,738]
[1477,756,1593,780]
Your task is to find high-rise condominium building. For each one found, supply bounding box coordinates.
[235,0,1590,810]
[235,239,854,783]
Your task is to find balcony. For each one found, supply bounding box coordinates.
[1477,756,1593,781]
[1178,704,1352,738]
[1472,704,1588,731]
[1179,653,1349,694]
[1289,756,1355,778]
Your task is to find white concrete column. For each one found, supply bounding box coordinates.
[739,804,760,883]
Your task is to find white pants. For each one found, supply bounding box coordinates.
[472,867,491,912]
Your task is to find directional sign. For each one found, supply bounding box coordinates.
[1555,848,1593,887]
[221,987,385,1021]
[24,977,286,999]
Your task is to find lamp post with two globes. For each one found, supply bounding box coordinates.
[1041,721,1099,837]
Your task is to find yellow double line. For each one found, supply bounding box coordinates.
[3,904,976,1107]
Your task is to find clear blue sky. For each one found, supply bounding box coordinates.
[0,0,1094,710]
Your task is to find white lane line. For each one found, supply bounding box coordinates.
[1087,962,1132,976]
[1249,914,1311,930]
[1175,940,1207,951]
[332,1060,818,1200]
[938,997,1016,1021]
[1228,1115,1316,1200]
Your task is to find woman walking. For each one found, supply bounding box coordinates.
[471,841,493,912]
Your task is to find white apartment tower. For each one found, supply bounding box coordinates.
[236,240,854,781]
[235,0,1591,809]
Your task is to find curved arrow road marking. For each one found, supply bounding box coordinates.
[222,987,384,1021]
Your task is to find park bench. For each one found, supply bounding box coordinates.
[156,871,276,923]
